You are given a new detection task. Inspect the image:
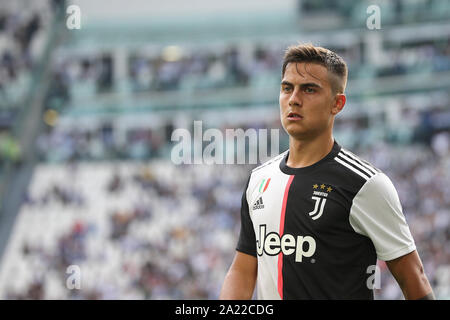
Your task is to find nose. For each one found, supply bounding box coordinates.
[288,88,302,107]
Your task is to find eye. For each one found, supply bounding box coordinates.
[282,86,292,92]
[304,87,316,93]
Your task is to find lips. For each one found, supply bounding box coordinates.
[287,112,303,120]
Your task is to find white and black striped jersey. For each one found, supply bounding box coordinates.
[236,140,416,300]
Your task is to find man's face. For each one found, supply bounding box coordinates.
[279,62,343,140]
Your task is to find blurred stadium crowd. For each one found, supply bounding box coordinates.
[0,1,50,109]
[0,161,249,299]
[45,37,450,98]
[0,0,64,167]
[0,0,449,300]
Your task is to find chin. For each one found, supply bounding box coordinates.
[285,128,308,140]
[282,122,305,138]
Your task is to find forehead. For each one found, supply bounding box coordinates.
[282,62,330,87]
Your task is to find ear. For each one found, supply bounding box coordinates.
[331,94,346,115]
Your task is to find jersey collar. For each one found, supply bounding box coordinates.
[279,140,342,175]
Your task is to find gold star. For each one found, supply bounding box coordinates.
[313,184,318,189]
[327,187,332,192]
[320,184,325,189]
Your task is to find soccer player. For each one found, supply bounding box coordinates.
[219,44,435,300]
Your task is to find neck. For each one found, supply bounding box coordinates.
[287,133,334,168]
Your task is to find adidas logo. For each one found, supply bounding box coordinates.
[253,197,265,210]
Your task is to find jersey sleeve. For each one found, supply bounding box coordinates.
[236,176,257,257]
[349,172,416,261]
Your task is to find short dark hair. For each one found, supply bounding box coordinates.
[281,44,348,94]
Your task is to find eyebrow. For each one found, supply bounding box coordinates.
[281,81,323,89]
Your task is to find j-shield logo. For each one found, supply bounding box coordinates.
[252,178,271,211]
[308,184,333,220]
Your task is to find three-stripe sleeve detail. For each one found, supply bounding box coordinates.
[334,151,377,181]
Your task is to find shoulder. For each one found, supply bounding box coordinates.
[332,146,382,183]
[334,147,400,202]
[245,150,288,192]
[251,149,288,175]
[358,171,400,204]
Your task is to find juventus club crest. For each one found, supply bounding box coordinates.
[308,183,333,220]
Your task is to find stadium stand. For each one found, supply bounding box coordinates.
[0,0,448,299]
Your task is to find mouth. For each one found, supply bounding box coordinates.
[287,112,303,120]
